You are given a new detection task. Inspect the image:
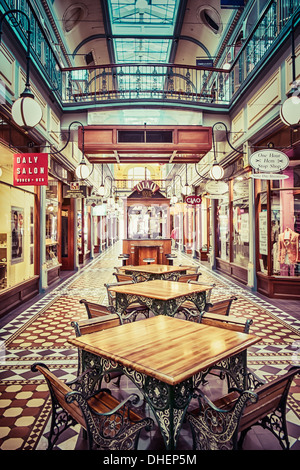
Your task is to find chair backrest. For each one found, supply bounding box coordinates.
[178,273,201,283]
[113,272,134,282]
[79,299,113,319]
[199,312,253,333]
[205,296,237,316]
[239,366,300,431]
[104,280,133,308]
[72,315,121,337]
[32,363,87,429]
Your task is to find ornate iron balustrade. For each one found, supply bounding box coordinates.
[61,63,229,106]
[0,0,61,95]
[0,0,299,109]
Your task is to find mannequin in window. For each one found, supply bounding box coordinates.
[278,227,299,276]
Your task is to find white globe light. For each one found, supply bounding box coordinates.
[280,96,300,127]
[75,161,90,179]
[209,164,224,180]
[98,185,105,196]
[12,96,42,128]
[182,184,192,196]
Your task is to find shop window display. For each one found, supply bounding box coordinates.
[216,200,229,262]
[46,179,59,268]
[258,164,300,277]
[232,178,249,268]
[0,182,35,290]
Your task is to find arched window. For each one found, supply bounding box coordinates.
[128,167,151,189]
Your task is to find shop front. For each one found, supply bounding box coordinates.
[0,144,40,317]
[256,161,300,299]
[215,171,251,285]
[122,181,171,265]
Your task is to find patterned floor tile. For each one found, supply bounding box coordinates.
[0,242,299,451]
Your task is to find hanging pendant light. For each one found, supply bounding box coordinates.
[210,122,225,180]
[74,126,93,180]
[209,162,225,180]
[75,156,91,179]
[0,10,43,129]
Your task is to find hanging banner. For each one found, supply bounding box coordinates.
[249,149,289,173]
[13,153,48,186]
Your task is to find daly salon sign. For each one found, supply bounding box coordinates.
[13,153,48,186]
[249,149,289,173]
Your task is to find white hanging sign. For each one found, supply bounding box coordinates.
[250,173,289,180]
[249,150,289,173]
[205,180,228,195]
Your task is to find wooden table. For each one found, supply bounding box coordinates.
[108,279,212,320]
[68,316,260,450]
[119,263,191,281]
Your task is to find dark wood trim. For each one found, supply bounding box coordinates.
[257,272,300,300]
[216,258,248,285]
[0,276,39,319]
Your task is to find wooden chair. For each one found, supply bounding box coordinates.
[177,273,202,283]
[204,295,237,316]
[105,281,149,323]
[187,366,300,450]
[198,311,253,333]
[179,264,200,274]
[71,316,123,384]
[113,271,147,283]
[79,299,119,320]
[31,362,153,450]
[113,272,135,282]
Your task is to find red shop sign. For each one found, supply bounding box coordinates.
[185,195,202,205]
[13,153,48,186]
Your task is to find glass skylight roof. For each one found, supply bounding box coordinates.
[114,38,171,63]
[107,0,180,63]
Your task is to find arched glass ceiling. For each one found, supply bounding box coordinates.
[107,0,180,63]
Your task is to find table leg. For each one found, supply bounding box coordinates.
[80,351,201,450]
[203,350,248,390]
[116,291,206,320]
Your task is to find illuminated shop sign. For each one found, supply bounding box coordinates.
[13,153,48,186]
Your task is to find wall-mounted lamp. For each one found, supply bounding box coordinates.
[182,164,193,196]
[280,9,300,129]
[51,121,93,181]
[195,122,243,182]
[98,164,105,196]
[0,10,43,129]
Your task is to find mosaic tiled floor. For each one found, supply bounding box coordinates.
[0,242,299,451]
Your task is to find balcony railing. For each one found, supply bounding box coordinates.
[61,64,229,106]
[1,0,299,109]
[60,1,299,107]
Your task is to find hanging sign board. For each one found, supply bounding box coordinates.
[249,150,289,173]
[205,180,228,195]
[63,184,87,198]
[250,173,289,180]
[13,153,48,186]
[86,197,103,207]
[185,195,202,205]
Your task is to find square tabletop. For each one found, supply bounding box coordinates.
[119,264,192,275]
[68,316,260,385]
[107,279,212,301]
